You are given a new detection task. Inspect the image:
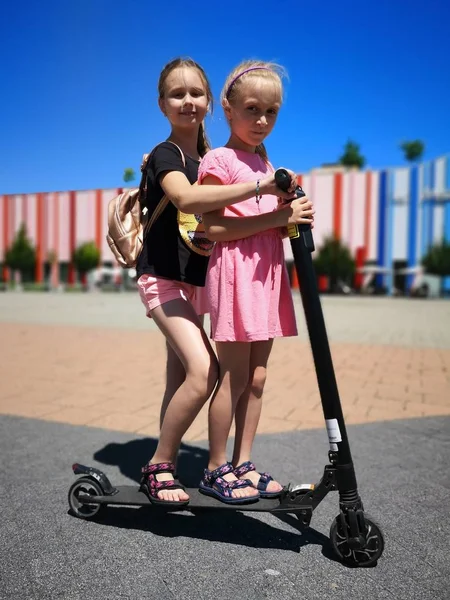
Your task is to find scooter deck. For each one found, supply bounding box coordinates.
[79,485,285,512]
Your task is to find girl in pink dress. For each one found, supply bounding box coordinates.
[135,58,301,507]
[197,60,315,504]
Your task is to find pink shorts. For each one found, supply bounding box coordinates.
[137,274,209,317]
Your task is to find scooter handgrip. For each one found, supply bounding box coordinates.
[274,168,291,192]
[274,168,306,199]
[274,170,314,252]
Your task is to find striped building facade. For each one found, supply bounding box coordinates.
[1,154,450,291]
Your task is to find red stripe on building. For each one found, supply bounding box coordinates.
[95,189,102,263]
[35,193,43,283]
[68,191,76,285]
[53,193,59,256]
[10,194,16,240]
[364,171,372,256]
[43,194,48,263]
[348,171,355,249]
[333,173,343,239]
[22,194,28,229]
[2,195,10,281]
[354,246,366,290]
[51,192,60,289]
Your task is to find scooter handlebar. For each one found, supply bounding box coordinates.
[274,169,315,252]
[274,168,306,199]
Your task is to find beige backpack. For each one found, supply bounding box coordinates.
[106,143,185,268]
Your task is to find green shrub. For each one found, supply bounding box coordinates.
[4,224,36,280]
[313,235,356,283]
[72,242,100,275]
[422,240,450,277]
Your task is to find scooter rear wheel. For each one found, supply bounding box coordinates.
[68,477,106,520]
[329,513,384,567]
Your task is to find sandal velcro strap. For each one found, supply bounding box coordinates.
[256,472,273,492]
[141,461,176,476]
[209,476,254,498]
[233,461,256,477]
[234,461,274,492]
[148,479,185,492]
[203,462,234,485]
[226,479,254,490]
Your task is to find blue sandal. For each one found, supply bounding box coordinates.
[199,462,260,505]
[234,461,282,498]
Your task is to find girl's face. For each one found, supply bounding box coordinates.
[159,67,209,129]
[225,78,281,151]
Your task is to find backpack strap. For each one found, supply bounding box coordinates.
[140,141,187,234]
[164,141,186,168]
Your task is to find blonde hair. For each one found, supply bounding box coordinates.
[221,60,287,162]
[158,57,213,157]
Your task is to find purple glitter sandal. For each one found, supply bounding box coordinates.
[140,461,189,506]
[199,462,260,505]
[233,461,282,498]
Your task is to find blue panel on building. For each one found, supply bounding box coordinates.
[375,170,388,288]
[406,166,419,290]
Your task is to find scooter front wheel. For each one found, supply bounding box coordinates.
[68,477,106,520]
[329,513,384,567]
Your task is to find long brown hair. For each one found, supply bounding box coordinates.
[221,59,286,163]
[158,58,213,157]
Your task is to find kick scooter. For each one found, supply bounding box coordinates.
[68,169,385,567]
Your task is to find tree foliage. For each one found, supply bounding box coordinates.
[72,242,101,274]
[339,140,366,169]
[422,240,450,276]
[4,224,36,277]
[313,235,356,282]
[123,168,136,183]
[400,140,425,162]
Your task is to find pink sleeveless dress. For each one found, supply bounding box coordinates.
[198,147,297,342]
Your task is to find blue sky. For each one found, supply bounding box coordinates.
[1,0,449,194]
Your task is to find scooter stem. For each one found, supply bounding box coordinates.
[274,168,360,506]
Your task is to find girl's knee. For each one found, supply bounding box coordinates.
[207,356,220,395]
[187,355,219,399]
[250,366,268,398]
[229,371,251,399]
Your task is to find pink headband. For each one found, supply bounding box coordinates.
[225,66,271,99]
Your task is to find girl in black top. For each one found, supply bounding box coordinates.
[138,58,299,505]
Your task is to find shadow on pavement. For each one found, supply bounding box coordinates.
[89,437,333,555]
[93,436,209,487]
[73,503,331,554]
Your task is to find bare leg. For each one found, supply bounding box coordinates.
[232,340,282,494]
[160,315,205,464]
[206,342,258,500]
[160,340,185,428]
[149,300,218,502]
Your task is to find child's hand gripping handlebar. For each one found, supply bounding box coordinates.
[274,168,315,252]
[274,168,306,200]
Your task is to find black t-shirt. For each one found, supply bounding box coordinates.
[136,142,214,286]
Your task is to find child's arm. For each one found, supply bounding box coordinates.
[203,209,287,242]
[202,176,314,242]
[160,170,297,215]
